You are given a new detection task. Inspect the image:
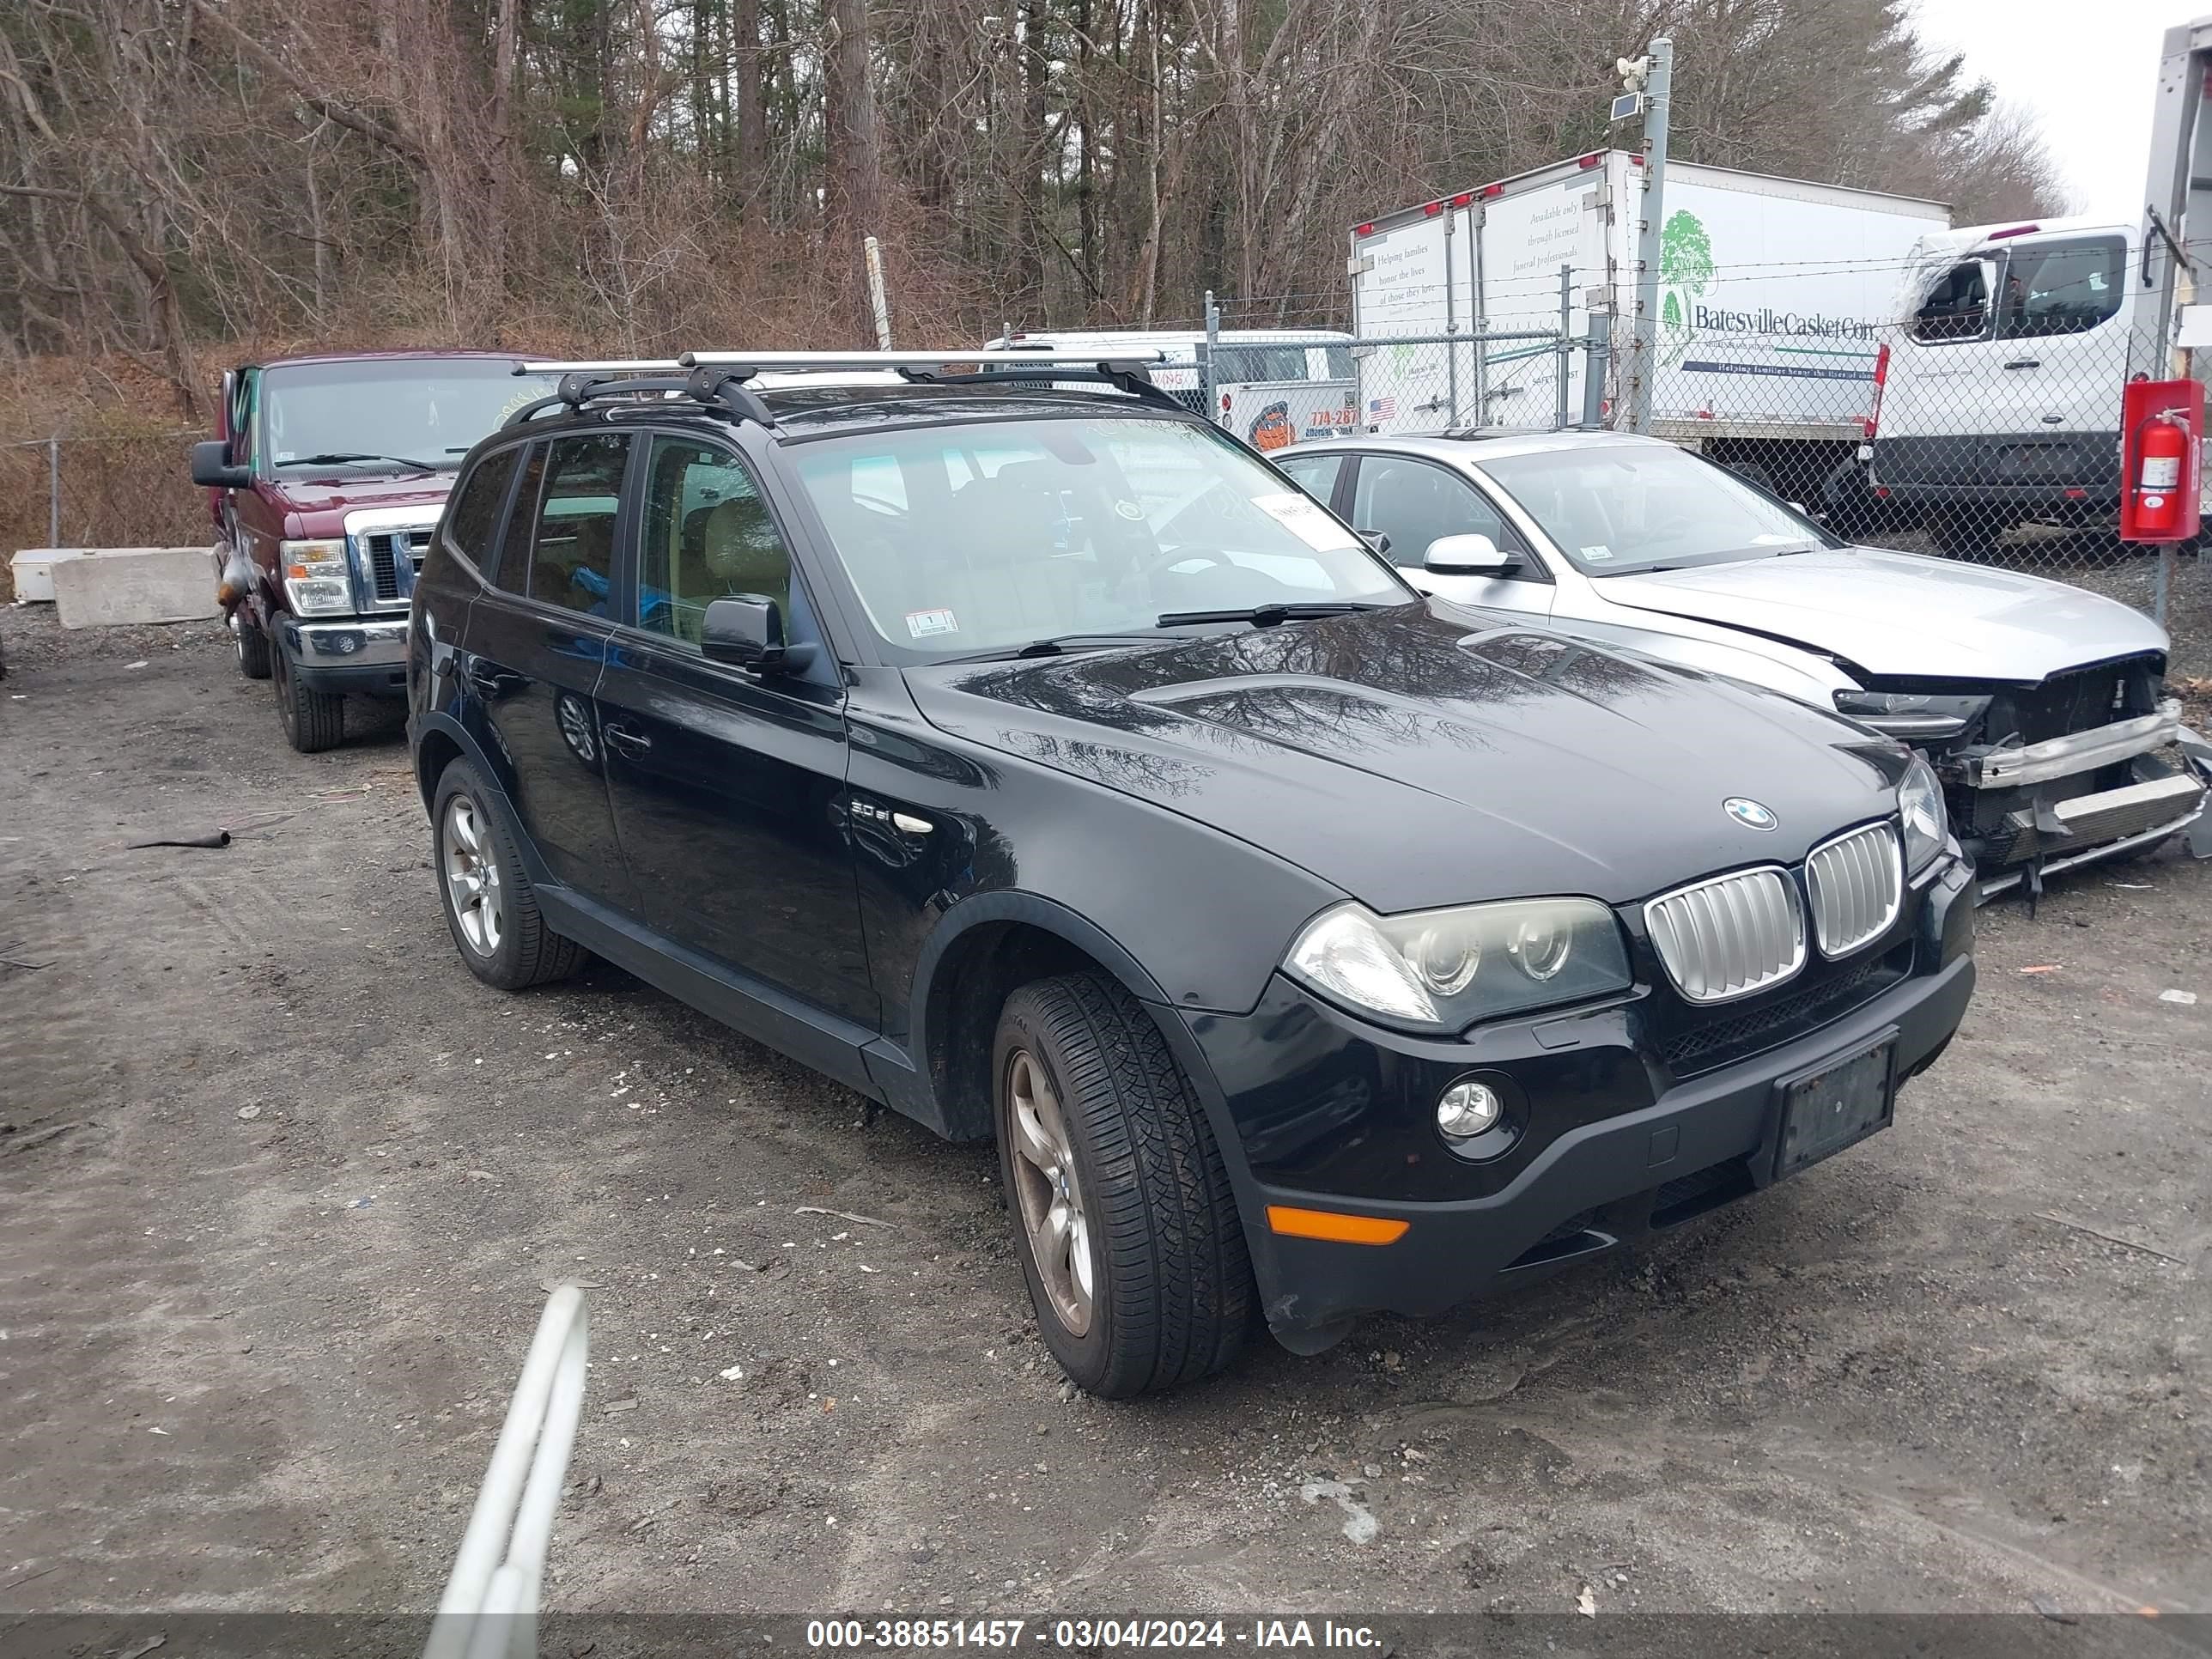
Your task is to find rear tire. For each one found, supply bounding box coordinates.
[993,972,1252,1398]
[234,615,272,680]
[273,645,345,752]
[431,758,585,990]
[1928,506,2007,559]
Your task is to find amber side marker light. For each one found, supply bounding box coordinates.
[1266,1206,1409,1245]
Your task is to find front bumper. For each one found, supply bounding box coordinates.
[278,615,409,696]
[1177,854,1976,1342]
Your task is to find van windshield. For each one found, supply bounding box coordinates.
[1476,444,1840,574]
[790,416,1410,659]
[262,360,559,475]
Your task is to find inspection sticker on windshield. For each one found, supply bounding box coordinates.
[905,608,959,638]
[1252,491,1358,552]
[1581,544,1614,562]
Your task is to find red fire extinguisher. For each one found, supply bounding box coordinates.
[2131,410,2190,538]
[2119,378,2203,544]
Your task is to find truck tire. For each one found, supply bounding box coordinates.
[993,972,1252,1398]
[273,646,345,752]
[431,758,586,990]
[1928,507,2006,559]
[234,615,273,680]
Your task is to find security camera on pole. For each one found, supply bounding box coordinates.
[1613,38,1671,434]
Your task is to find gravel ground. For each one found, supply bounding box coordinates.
[2,606,2209,1637]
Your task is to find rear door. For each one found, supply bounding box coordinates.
[458,431,639,906]
[593,431,875,1027]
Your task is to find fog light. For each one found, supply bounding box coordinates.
[1437,1079,1502,1139]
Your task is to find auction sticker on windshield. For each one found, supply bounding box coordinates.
[1252,492,1358,552]
[907,608,959,638]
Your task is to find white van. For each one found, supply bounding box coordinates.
[1867,217,2158,551]
[983,329,1358,453]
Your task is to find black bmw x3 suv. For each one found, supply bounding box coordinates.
[405,351,1976,1397]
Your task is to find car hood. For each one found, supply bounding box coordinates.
[271,473,455,520]
[904,602,1905,913]
[1594,547,2169,681]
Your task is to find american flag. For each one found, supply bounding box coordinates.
[1368,395,1396,419]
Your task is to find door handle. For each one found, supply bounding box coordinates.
[466,661,518,696]
[602,723,652,758]
[2002,359,2041,370]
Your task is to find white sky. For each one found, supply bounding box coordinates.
[1907,0,2171,220]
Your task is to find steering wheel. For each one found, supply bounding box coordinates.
[1129,544,1227,585]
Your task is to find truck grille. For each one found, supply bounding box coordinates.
[366,529,432,606]
[1805,822,1902,958]
[1644,866,1806,1006]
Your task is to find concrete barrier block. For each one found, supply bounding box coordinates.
[50,547,220,629]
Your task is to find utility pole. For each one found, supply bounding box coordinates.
[1623,35,1672,434]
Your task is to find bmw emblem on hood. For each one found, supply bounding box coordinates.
[1724,797,1778,831]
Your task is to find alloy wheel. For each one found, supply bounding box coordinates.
[1005,1047,1096,1337]
[441,794,505,958]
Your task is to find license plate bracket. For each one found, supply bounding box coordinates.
[1771,1031,1897,1182]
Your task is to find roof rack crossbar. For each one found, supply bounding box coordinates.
[499,369,776,430]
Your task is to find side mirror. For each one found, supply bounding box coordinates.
[702,594,819,677]
[1355,527,1392,556]
[1425,532,1514,574]
[191,439,250,489]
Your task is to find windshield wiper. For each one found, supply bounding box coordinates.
[1154,600,1389,628]
[276,452,446,471]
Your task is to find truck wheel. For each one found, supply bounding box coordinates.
[273,646,345,752]
[432,758,585,990]
[233,614,273,680]
[1928,507,2006,559]
[1726,460,1778,495]
[993,973,1252,1398]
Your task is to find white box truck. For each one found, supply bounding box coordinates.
[1347,150,1950,501]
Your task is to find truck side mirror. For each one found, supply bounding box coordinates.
[191,440,250,489]
[702,595,819,677]
[1425,532,1514,574]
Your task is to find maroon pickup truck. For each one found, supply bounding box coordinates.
[191,351,557,751]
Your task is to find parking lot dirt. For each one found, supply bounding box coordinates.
[3,607,2208,1626]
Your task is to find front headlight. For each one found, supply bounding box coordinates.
[1832,689,1990,739]
[280,538,353,617]
[1285,896,1632,1032]
[1898,754,1948,872]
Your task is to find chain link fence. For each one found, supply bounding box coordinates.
[0,424,206,600]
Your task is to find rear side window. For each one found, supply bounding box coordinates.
[1998,237,2124,339]
[493,444,546,594]
[443,447,520,570]
[523,434,629,615]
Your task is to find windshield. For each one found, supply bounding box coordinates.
[1475,444,1839,575]
[788,416,1411,659]
[262,360,559,475]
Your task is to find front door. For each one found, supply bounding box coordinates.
[1346,452,1553,617]
[459,432,638,907]
[594,433,875,1027]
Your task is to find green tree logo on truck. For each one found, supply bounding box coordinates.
[1659,209,1713,367]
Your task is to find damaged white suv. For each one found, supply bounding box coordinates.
[1278,428,2212,901]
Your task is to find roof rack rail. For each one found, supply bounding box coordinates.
[514,349,1166,374]
[507,349,1189,422]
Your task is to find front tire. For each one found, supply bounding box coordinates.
[273,644,345,752]
[432,759,585,990]
[993,973,1251,1397]
[234,614,273,680]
